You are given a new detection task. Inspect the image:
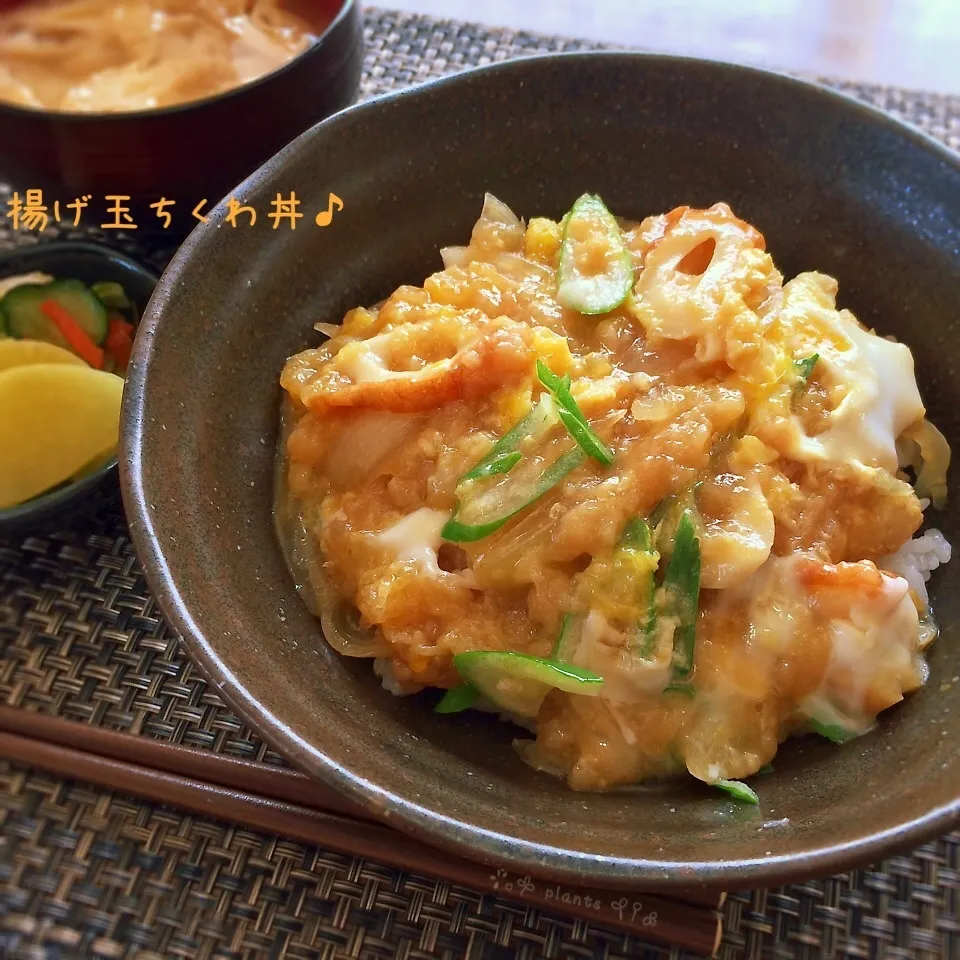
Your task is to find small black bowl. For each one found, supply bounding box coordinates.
[0,241,157,539]
[0,0,362,238]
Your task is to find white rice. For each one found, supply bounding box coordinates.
[880,527,952,607]
[374,657,420,696]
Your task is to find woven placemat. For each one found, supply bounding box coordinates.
[1,8,959,959]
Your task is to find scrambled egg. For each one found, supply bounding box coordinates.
[278,195,948,792]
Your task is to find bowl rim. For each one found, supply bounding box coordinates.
[122,50,960,889]
[0,0,358,123]
[0,240,158,534]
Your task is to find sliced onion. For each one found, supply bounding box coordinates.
[440,245,469,269]
[469,193,525,253]
[307,534,388,659]
[478,192,522,231]
[630,387,685,424]
[274,421,388,658]
[492,252,555,286]
[469,495,557,585]
[314,321,341,337]
[697,473,775,589]
[903,419,950,509]
[324,411,422,489]
[513,738,566,776]
[318,586,388,658]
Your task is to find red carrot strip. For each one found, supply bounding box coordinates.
[106,315,134,340]
[105,315,134,371]
[40,300,104,369]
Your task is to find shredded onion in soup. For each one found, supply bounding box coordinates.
[0,0,321,112]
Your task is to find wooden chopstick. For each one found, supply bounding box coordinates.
[0,730,722,955]
[0,704,373,821]
[0,707,721,907]
[0,709,723,955]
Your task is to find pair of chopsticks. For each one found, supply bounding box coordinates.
[0,705,723,956]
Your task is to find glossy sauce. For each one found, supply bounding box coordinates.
[275,196,945,791]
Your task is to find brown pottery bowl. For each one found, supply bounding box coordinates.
[121,53,960,890]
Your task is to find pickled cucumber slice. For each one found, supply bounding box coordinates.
[3,279,108,346]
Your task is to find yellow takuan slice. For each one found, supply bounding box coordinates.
[0,363,124,508]
[0,338,86,373]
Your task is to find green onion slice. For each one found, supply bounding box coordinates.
[442,394,585,542]
[793,353,819,390]
[536,359,614,465]
[556,193,634,316]
[663,508,701,679]
[452,650,603,717]
[714,779,760,805]
[434,683,479,714]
